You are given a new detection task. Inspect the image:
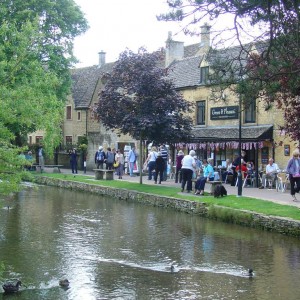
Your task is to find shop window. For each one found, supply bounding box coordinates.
[66,105,72,120]
[200,66,209,84]
[197,101,206,125]
[244,99,256,123]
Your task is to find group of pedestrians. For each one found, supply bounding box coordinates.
[143,145,170,184]
[91,146,124,179]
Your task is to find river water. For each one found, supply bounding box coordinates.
[1,184,300,300]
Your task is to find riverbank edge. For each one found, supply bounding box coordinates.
[34,176,300,237]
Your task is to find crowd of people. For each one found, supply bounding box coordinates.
[21,142,300,202]
[140,146,300,202]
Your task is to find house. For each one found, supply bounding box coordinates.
[165,24,296,172]
[29,51,137,169]
[29,25,297,172]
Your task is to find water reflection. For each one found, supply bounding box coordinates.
[0,185,300,299]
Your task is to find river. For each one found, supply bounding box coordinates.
[1,184,300,299]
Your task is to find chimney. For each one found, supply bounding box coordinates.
[200,23,211,48]
[98,50,106,68]
[165,31,184,67]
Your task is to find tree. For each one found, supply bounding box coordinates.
[0,1,88,196]
[96,48,193,183]
[158,0,300,142]
[0,0,88,143]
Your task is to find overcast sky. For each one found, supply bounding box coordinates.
[73,0,199,68]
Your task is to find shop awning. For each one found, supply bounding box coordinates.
[190,125,273,142]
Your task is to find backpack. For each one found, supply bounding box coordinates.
[97,151,104,162]
[106,152,114,164]
[214,185,227,198]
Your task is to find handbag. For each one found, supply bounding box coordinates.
[113,161,119,168]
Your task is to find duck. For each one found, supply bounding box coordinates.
[2,280,22,293]
[170,264,175,273]
[248,268,254,277]
[59,279,70,288]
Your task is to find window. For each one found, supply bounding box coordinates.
[244,99,256,123]
[77,111,81,121]
[36,136,43,144]
[196,101,206,125]
[66,105,72,120]
[200,66,209,84]
[66,136,72,145]
[29,136,32,145]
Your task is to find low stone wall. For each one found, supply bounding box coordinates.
[34,177,300,237]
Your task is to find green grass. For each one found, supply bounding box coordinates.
[34,173,300,221]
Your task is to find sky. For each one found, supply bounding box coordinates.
[73,0,200,68]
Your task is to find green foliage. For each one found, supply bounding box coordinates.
[0,0,88,195]
[97,48,194,144]
[207,205,254,225]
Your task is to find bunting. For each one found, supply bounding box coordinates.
[174,141,266,151]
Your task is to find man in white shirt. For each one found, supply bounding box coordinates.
[259,158,280,189]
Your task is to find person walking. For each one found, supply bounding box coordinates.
[115,149,124,179]
[160,144,168,181]
[154,152,165,184]
[128,146,137,177]
[286,149,300,202]
[180,150,196,193]
[175,150,184,183]
[144,146,158,180]
[70,148,78,174]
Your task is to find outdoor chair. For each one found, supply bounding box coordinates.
[276,173,289,192]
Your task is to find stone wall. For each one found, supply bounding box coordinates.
[34,176,300,237]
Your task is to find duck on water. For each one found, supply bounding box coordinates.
[2,280,22,293]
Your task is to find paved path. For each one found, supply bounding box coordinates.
[56,168,300,209]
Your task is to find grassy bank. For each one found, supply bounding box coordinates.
[34,173,300,221]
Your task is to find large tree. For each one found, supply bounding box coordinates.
[0,0,88,144]
[159,0,300,142]
[0,0,88,196]
[96,48,193,183]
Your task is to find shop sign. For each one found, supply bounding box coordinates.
[210,106,239,120]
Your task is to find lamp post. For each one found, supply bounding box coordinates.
[237,93,243,196]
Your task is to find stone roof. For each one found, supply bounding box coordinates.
[168,56,202,88]
[71,62,114,109]
[191,125,273,142]
[70,40,267,108]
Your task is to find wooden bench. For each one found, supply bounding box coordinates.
[36,165,63,173]
[93,169,114,180]
[206,181,223,195]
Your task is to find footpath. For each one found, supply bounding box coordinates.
[56,168,300,209]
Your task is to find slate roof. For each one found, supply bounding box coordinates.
[71,62,114,109]
[70,40,267,109]
[168,56,202,88]
[190,125,273,142]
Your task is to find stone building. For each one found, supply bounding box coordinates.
[166,24,297,172]
[29,51,137,170]
[29,25,297,172]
